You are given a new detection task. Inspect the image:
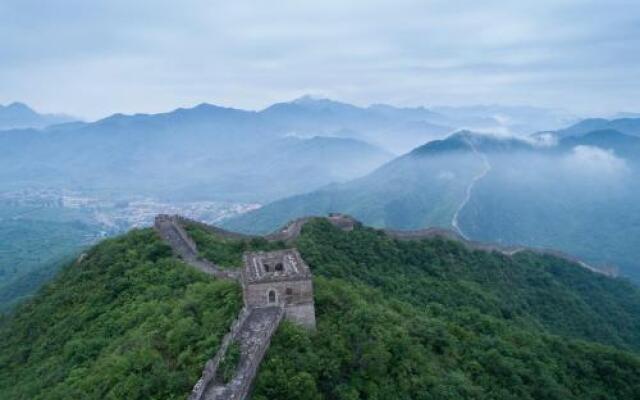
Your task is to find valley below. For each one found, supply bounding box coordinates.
[0,187,260,310]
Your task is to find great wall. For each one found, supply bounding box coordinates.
[154,214,341,400]
[153,212,614,400]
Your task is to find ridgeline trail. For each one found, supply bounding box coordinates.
[451,138,492,239]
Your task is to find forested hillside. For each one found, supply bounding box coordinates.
[0,230,243,399]
[1,219,640,399]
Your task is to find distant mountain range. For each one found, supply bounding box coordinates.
[260,96,576,151]
[554,117,640,138]
[0,102,75,130]
[0,97,576,203]
[223,120,640,282]
[0,100,395,203]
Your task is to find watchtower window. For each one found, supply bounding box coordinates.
[264,263,271,272]
[268,290,276,303]
[275,263,284,272]
[286,288,293,295]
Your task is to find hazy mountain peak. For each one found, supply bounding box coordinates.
[4,102,33,112]
[408,130,535,157]
[557,117,640,138]
[408,132,474,156]
[368,103,424,111]
[0,101,75,130]
[291,94,326,104]
[288,95,361,111]
[190,102,237,112]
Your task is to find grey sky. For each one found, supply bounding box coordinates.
[1,0,639,119]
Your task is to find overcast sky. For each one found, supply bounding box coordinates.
[1,0,639,120]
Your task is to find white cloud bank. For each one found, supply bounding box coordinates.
[564,145,628,176]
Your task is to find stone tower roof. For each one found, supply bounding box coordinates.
[242,249,311,284]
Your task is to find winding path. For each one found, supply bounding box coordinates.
[451,139,492,239]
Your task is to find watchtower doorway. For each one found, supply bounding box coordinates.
[268,289,277,304]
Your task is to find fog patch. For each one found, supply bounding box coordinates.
[528,132,558,147]
[564,145,628,176]
[437,170,456,180]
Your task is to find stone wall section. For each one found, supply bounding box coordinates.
[174,215,258,241]
[188,307,251,400]
[155,214,199,258]
[384,226,613,276]
[189,307,284,400]
[264,213,358,243]
[154,215,239,280]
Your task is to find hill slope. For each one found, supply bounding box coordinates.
[0,205,105,312]
[222,133,487,233]
[3,219,639,399]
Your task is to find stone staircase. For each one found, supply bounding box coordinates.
[190,307,285,400]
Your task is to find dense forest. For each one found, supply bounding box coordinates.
[1,219,640,399]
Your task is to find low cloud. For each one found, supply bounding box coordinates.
[564,145,628,175]
[528,132,558,147]
[437,170,456,180]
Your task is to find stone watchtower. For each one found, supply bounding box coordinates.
[241,249,316,330]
